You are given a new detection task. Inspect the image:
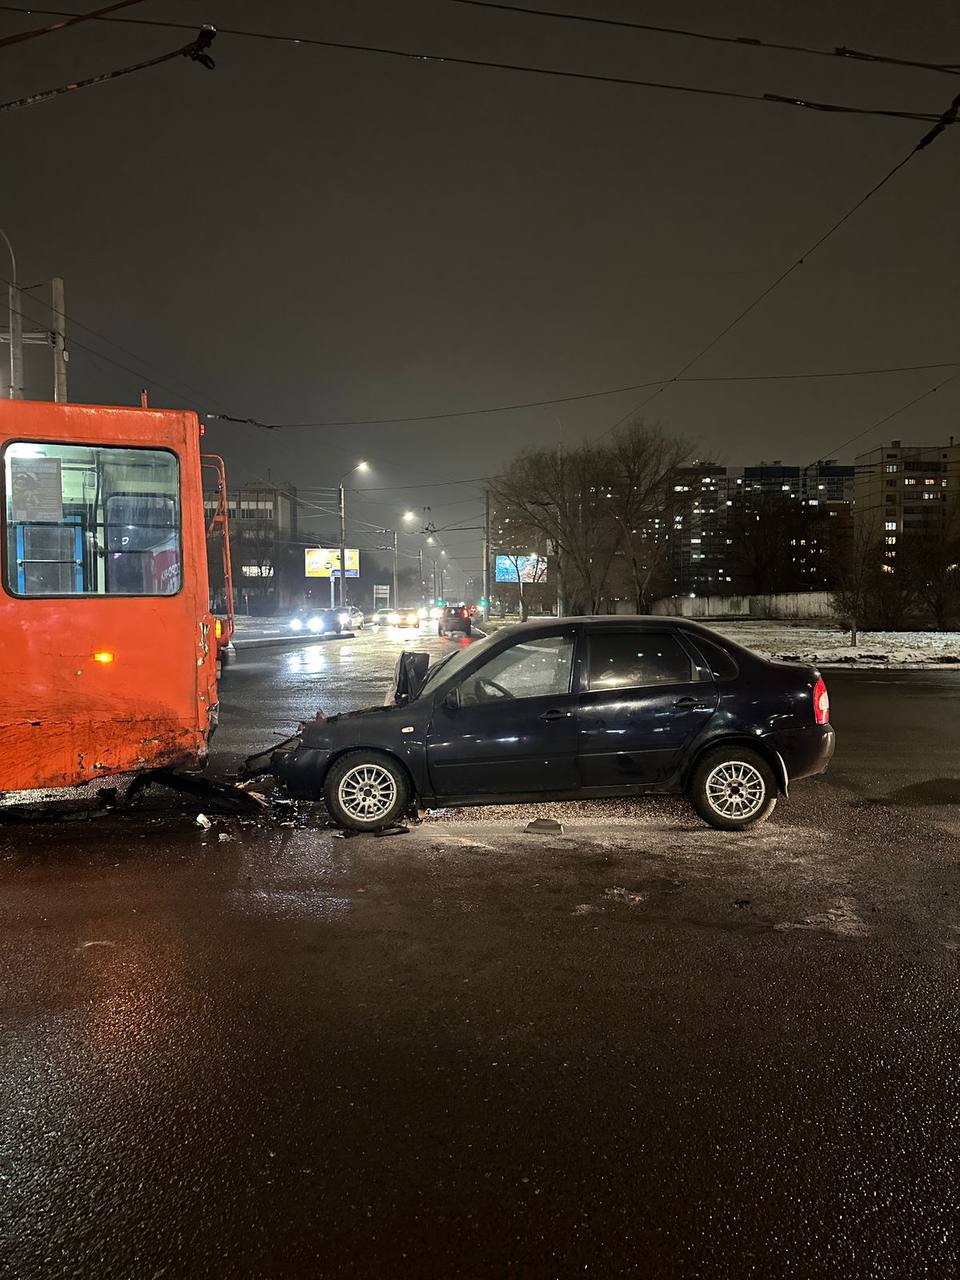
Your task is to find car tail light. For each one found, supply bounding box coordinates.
[813,676,830,725]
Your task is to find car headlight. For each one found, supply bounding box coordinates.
[429,607,441,620]
[308,616,324,633]
[338,612,350,625]
[290,618,303,631]
[406,612,419,624]
[388,611,401,624]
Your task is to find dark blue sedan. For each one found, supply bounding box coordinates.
[272,617,835,832]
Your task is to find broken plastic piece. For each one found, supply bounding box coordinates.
[195,813,212,830]
[525,817,564,834]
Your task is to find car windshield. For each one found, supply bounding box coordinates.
[418,633,495,697]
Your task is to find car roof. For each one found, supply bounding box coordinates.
[487,615,738,640]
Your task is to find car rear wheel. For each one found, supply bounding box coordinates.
[689,747,776,831]
[323,751,410,831]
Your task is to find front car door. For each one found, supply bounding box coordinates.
[577,628,718,789]
[426,629,579,799]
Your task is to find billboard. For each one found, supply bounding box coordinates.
[495,553,547,584]
[304,547,360,578]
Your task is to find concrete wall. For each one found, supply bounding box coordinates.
[650,592,836,620]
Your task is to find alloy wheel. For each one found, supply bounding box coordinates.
[337,763,398,822]
[704,760,766,821]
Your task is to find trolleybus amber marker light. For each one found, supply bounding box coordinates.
[93,652,114,664]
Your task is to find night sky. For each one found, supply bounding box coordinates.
[2,0,958,590]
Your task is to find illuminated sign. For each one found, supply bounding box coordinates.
[304,547,360,578]
[495,554,547,584]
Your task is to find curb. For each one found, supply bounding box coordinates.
[233,631,356,653]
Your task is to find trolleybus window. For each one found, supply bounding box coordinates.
[3,442,181,596]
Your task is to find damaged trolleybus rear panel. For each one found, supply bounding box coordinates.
[0,400,219,792]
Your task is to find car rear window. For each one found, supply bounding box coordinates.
[689,635,739,680]
[587,633,692,689]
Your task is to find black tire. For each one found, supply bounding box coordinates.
[323,750,411,831]
[688,746,777,831]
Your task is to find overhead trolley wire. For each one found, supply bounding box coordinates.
[0,6,950,123]
[445,1,960,79]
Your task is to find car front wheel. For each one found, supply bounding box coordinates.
[323,751,410,831]
[689,747,777,831]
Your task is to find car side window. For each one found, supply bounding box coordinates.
[460,634,575,705]
[587,632,692,690]
[690,635,738,680]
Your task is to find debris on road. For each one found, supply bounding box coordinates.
[196,813,212,831]
[603,887,647,906]
[525,817,564,834]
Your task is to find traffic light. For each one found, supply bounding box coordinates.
[479,597,488,608]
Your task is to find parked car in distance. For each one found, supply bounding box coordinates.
[273,617,835,832]
[439,605,472,637]
[289,608,342,636]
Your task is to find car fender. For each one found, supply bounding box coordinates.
[681,730,789,796]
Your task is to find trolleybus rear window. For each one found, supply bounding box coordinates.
[3,442,181,597]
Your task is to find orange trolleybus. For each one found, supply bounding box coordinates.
[0,399,220,794]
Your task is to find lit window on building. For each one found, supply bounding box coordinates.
[885,464,898,473]
[885,521,897,531]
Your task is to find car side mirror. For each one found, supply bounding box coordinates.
[443,688,460,712]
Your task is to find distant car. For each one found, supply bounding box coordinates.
[272,616,835,833]
[339,606,365,631]
[373,608,420,629]
[439,605,472,637]
[289,608,342,636]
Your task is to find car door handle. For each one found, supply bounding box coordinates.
[540,708,568,721]
[674,696,698,708]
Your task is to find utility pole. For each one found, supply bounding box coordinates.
[51,276,67,402]
[418,548,424,602]
[338,484,347,609]
[1,229,23,399]
[482,488,491,621]
[391,529,399,609]
[432,558,438,602]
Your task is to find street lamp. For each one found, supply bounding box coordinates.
[0,228,22,399]
[338,461,368,608]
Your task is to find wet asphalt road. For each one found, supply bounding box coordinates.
[2,629,960,1278]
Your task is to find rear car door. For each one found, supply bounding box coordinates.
[427,629,579,797]
[577,628,718,788]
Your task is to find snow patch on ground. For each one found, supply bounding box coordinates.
[708,621,960,669]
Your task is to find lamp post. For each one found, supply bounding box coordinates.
[0,228,23,399]
[338,461,368,608]
[402,510,419,605]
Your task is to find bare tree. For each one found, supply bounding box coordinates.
[606,421,691,611]
[490,444,620,614]
[901,508,960,630]
[831,524,881,645]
